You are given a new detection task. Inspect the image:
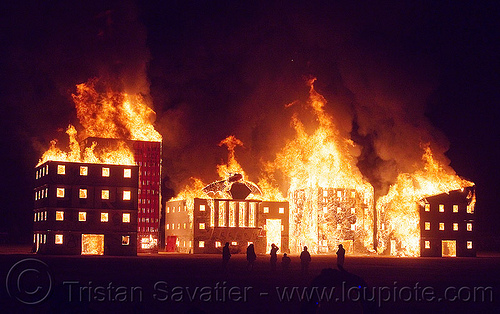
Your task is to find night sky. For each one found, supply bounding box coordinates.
[1,1,499,249]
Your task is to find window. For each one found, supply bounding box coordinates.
[123,213,130,223]
[122,236,130,245]
[279,207,285,214]
[101,190,110,200]
[439,204,444,212]
[183,223,187,229]
[33,213,36,222]
[453,223,459,231]
[80,166,88,176]
[166,207,170,214]
[439,223,445,230]
[199,241,205,248]
[79,212,87,221]
[249,202,256,227]
[424,222,430,230]
[56,188,65,198]
[44,211,47,220]
[123,190,131,201]
[56,211,64,221]
[79,189,87,199]
[199,205,206,212]
[215,241,221,248]
[453,205,459,213]
[57,165,65,175]
[218,201,226,227]
[199,223,205,229]
[467,241,473,249]
[166,224,170,230]
[55,234,63,244]
[229,202,236,227]
[124,168,132,178]
[424,204,430,212]
[177,223,180,230]
[467,223,472,231]
[425,241,431,249]
[263,206,269,214]
[101,213,109,222]
[231,241,238,246]
[102,167,110,177]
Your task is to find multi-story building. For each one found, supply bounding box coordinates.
[420,186,476,257]
[33,161,139,255]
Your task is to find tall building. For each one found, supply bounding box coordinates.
[33,161,139,255]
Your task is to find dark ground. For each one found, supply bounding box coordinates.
[0,246,499,314]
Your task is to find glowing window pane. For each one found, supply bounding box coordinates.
[122,236,130,245]
[229,202,236,227]
[442,240,457,257]
[199,204,206,211]
[80,166,88,176]
[424,222,430,230]
[79,212,86,221]
[467,241,473,249]
[57,165,65,175]
[183,223,187,229]
[56,211,64,221]
[467,204,474,214]
[101,190,109,200]
[279,207,285,214]
[79,189,87,199]
[56,188,65,198]
[55,234,63,244]
[453,205,459,213]
[44,211,46,220]
[81,234,104,255]
[210,203,215,227]
[166,224,170,230]
[231,241,237,246]
[101,213,108,222]
[263,206,269,213]
[167,207,170,213]
[102,167,110,177]
[199,241,205,248]
[424,204,430,212]
[123,213,130,223]
[218,201,226,227]
[199,223,205,229]
[439,204,444,212]
[439,223,445,230]
[215,241,221,248]
[453,223,459,231]
[425,241,431,249]
[124,168,132,178]
[249,202,256,227]
[123,190,131,200]
[467,223,472,231]
[239,202,246,227]
[177,223,180,229]
[33,213,36,222]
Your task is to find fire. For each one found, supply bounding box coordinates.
[37,78,161,166]
[376,144,474,256]
[264,78,374,254]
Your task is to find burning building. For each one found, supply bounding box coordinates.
[164,174,289,254]
[33,161,139,255]
[420,187,476,257]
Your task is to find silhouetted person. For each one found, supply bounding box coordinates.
[246,243,257,271]
[336,244,345,271]
[281,253,291,272]
[300,246,311,274]
[222,242,231,271]
[270,243,279,271]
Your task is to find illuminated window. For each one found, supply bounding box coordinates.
[36,171,39,180]
[44,211,47,220]
[177,223,180,229]
[79,212,87,221]
[351,208,355,215]
[80,166,88,176]
[439,204,444,212]
[102,167,110,177]
[124,168,132,178]
[122,213,130,223]
[467,241,473,249]
[425,241,431,249]
[33,213,36,222]
[57,165,65,175]
[199,204,206,211]
[231,241,238,246]
[199,241,205,248]
[337,190,342,198]
[263,206,269,214]
[249,202,256,227]
[453,205,459,213]
[210,203,215,227]
[167,207,170,214]
[239,202,246,227]
[55,234,63,244]
[279,207,285,214]
[439,223,445,230]
[424,204,430,212]
[122,236,130,245]
[453,223,459,231]
[323,190,328,197]
[166,224,170,230]
[101,213,109,222]
[215,241,221,248]
[101,190,109,200]
[467,223,472,231]
[424,222,430,230]
[199,223,205,229]
[56,188,65,198]
[123,190,131,200]
[218,201,226,227]
[79,188,87,199]
[229,202,236,227]
[56,211,64,221]
[467,204,474,214]
[183,223,187,229]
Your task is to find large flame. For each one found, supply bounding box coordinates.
[376,144,474,256]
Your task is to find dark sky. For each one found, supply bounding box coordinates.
[1,0,499,248]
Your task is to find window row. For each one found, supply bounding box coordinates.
[424,240,473,250]
[35,211,131,223]
[321,190,357,198]
[35,188,49,200]
[54,164,133,178]
[166,222,192,230]
[46,234,131,246]
[423,222,473,231]
[424,203,473,214]
[51,188,133,200]
[138,227,158,232]
[35,165,50,179]
[139,218,159,223]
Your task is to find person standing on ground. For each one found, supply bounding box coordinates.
[270,243,279,271]
[300,246,311,275]
[222,242,231,271]
[336,244,345,271]
[246,243,257,271]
